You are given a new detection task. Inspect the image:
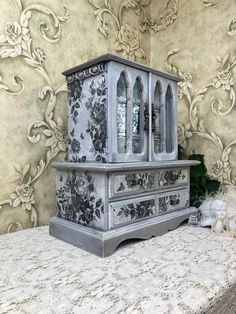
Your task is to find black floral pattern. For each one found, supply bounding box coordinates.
[56,171,104,227]
[67,68,107,163]
[70,138,80,154]
[159,193,181,213]
[68,80,84,125]
[85,77,107,162]
[117,172,155,193]
[158,170,186,187]
[116,199,155,222]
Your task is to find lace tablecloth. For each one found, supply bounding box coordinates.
[1,225,236,314]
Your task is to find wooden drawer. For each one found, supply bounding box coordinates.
[158,189,189,214]
[109,195,156,229]
[109,170,155,198]
[157,168,188,189]
[109,168,189,198]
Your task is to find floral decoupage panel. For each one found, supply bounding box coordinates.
[56,170,107,230]
[67,71,107,163]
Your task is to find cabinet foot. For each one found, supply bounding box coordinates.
[49,207,197,258]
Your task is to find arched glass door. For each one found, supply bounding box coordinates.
[165,85,174,154]
[132,78,142,153]
[109,62,148,162]
[151,76,177,161]
[153,82,164,154]
[117,73,127,154]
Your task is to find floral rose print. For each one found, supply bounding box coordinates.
[68,80,83,107]
[56,172,104,227]
[74,175,94,197]
[85,76,107,161]
[68,79,84,125]
[158,170,185,187]
[114,199,155,226]
[67,69,107,163]
[71,138,80,153]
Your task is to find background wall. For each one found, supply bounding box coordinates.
[0,0,235,234]
[0,0,151,234]
[150,0,236,187]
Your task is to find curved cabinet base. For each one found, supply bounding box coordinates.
[49,207,197,258]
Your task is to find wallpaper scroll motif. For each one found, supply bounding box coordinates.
[202,0,223,8]
[0,0,69,232]
[88,0,179,63]
[166,48,236,185]
[1,0,234,234]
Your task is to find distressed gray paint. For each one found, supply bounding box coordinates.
[49,207,197,258]
[49,54,200,257]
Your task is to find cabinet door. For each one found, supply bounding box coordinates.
[108,61,148,162]
[150,74,178,161]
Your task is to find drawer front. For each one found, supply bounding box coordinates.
[158,189,189,214]
[109,196,156,229]
[110,171,155,197]
[157,168,188,189]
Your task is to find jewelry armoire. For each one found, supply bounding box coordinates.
[49,54,199,257]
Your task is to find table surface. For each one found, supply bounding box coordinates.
[1,224,236,314]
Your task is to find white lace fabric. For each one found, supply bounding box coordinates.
[1,225,236,314]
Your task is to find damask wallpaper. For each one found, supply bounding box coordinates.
[0,0,234,234]
[150,0,236,187]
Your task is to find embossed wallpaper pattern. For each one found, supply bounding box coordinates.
[0,0,234,234]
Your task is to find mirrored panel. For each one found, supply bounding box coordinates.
[117,73,127,153]
[132,78,142,153]
[153,83,164,154]
[166,86,174,153]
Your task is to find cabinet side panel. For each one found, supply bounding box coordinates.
[67,64,108,162]
[56,170,107,230]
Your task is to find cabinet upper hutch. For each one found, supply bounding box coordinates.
[65,54,179,164]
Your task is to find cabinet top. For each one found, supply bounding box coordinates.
[52,160,200,172]
[62,53,181,82]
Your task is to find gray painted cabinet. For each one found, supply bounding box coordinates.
[49,54,199,257]
[66,55,178,163]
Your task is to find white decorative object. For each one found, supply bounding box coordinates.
[212,210,226,233]
[199,186,236,234]
[228,216,236,232]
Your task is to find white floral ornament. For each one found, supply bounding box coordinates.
[10,184,35,211]
[115,24,145,61]
[178,123,193,148]
[213,69,234,91]
[32,47,46,63]
[177,73,192,99]
[0,1,69,232]
[0,22,29,58]
[44,117,67,152]
[210,160,224,181]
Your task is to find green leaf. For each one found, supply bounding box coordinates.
[184,151,220,207]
